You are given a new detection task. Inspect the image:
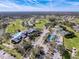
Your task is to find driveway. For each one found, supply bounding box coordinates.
[52,48,62,59]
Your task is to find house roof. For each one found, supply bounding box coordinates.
[11,32,23,42]
[27,28,36,33]
[12,32,22,39]
[73,25,79,31]
[14,32,22,37]
[11,28,36,42]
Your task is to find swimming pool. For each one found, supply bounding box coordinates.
[48,34,56,41]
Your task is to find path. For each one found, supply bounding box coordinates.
[33,27,49,47]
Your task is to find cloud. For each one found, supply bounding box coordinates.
[66,2,79,6]
[0,0,51,11]
[0,0,57,11]
[0,0,79,11]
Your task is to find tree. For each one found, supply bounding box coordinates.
[14,44,25,56]
[0,37,3,44]
[3,33,11,39]
[49,17,57,22]
[2,22,9,29]
[63,50,70,59]
[57,45,65,55]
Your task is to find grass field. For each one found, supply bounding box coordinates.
[75,18,79,24]
[6,19,26,34]
[35,19,49,29]
[63,25,79,59]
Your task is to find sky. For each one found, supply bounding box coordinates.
[0,0,79,12]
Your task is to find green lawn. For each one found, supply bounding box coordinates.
[4,48,23,59]
[6,19,26,34]
[0,44,23,59]
[75,18,79,24]
[63,25,79,59]
[35,19,49,29]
